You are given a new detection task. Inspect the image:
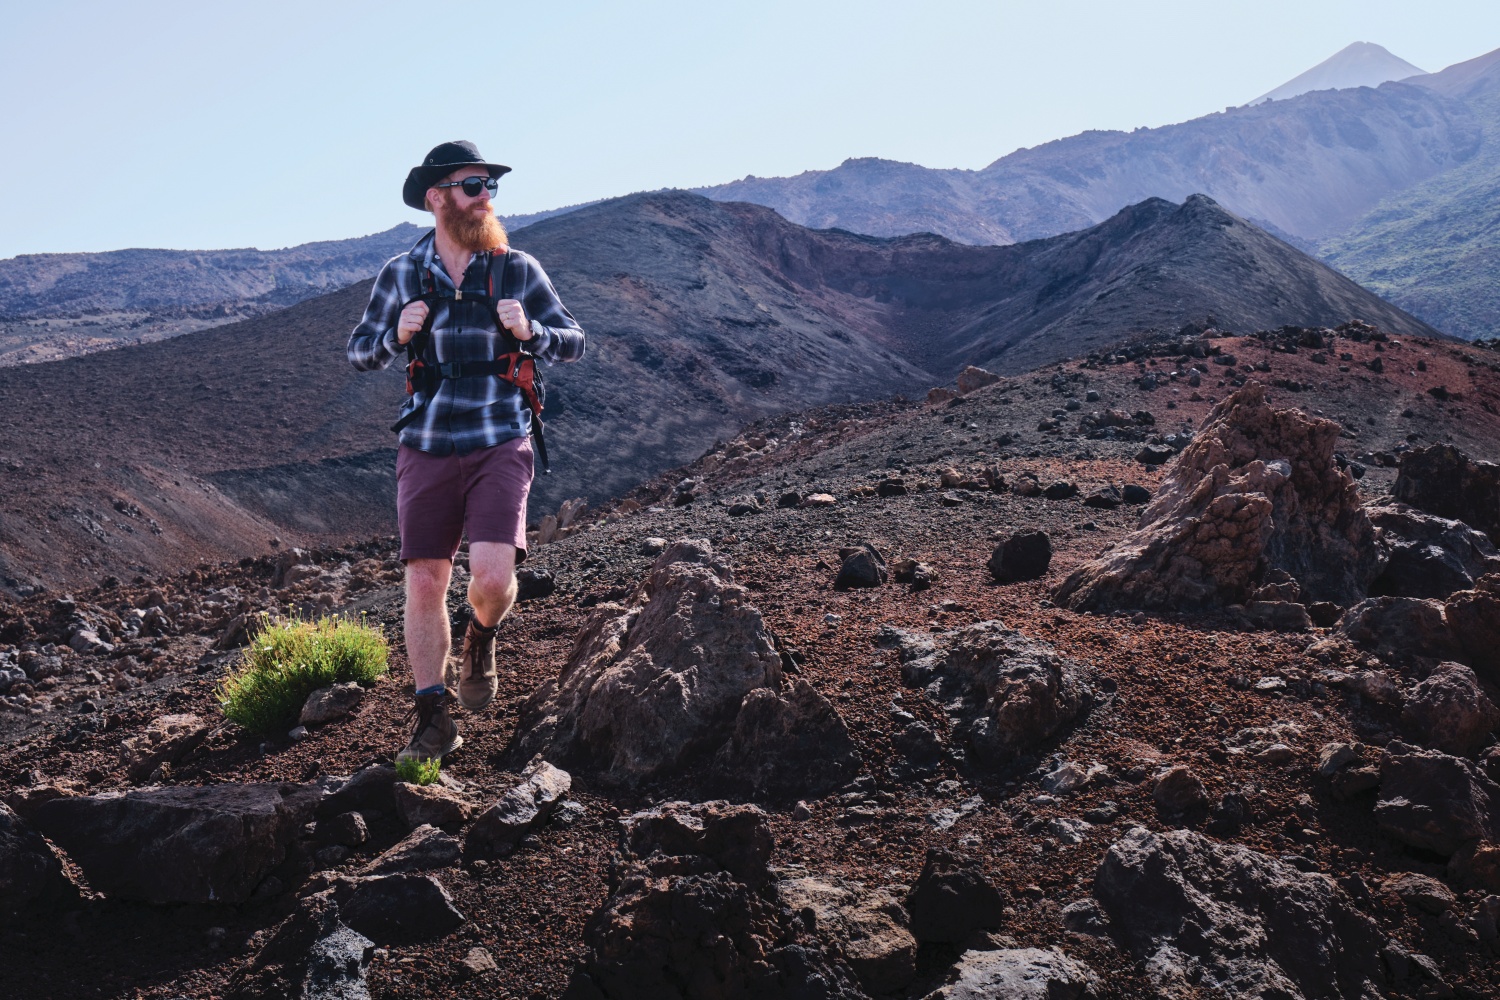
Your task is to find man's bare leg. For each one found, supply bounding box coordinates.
[467,541,518,628]
[404,557,454,691]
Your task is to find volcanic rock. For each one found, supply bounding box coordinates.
[1401,662,1500,757]
[567,801,863,1000]
[921,947,1097,1000]
[31,781,320,904]
[1152,765,1210,814]
[316,765,397,820]
[1368,502,1500,598]
[880,621,1092,767]
[987,530,1052,583]
[1057,384,1379,611]
[1386,872,1458,914]
[118,712,211,782]
[906,848,1006,944]
[1444,574,1500,681]
[712,679,862,799]
[392,781,476,830]
[0,802,76,919]
[298,682,365,726]
[360,825,460,877]
[315,810,368,848]
[465,759,572,859]
[1082,486,1121,510]
[1337,596,1462,662]
[781,876,917,994]
[227,891,375,1000]
[510,540,855,794]
[517,566,557,601]
[1375,741,1500,855]
[835,542,888,590]
[1092,826,1384,999]
[956,366,1000,394]
[334,873,466,945]
[1393,443,1500,545]
[1449,840,1500,894]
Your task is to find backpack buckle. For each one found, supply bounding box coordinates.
[438,361,463,379]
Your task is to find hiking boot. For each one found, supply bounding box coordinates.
[456,618,498,711]
[396,689,462,764]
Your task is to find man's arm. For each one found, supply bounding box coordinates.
[347,257,414,372]
[517,254,586,365]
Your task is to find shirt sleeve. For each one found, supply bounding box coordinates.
[347,257,411,371]
[519,254,586,365]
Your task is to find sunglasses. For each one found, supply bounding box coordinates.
[435,176,499,198]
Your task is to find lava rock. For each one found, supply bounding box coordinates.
[1121,484,1152,505]
[359,824,460,876]
[781,876,916,995]
[1367,502,1500,599]
[712,679,861,800]
[1152,765,1209,814]
[1082,486,1121,510]
[1375,741,1500,855]
[876,478,908,498]
[921,947,1097,1000]
[516,566,557,601]
[956,366,1000,394]
[1392,443,1500,545]
[299,682,365,726]
[1337,596,1462,662]
[987,530,1052,583]
[118,713,211,782]
[1401,662,1500,756]
[1134,444,1175,465]
[0,802,76,919]
[227,891,374,1000]
[315,810,368,848]
[317,765,398,820]
[32,782,320,904]
[1093,826,1384,999]
[835,542,889,590]
[335,873,465,945]
[465,759,572,859]
[622,801,774,888]
[1043,481,1079,501]
[1059,384,1381,611]
[1444,574,1500,681]
[392,781,476,830]
[906,848,1006,944]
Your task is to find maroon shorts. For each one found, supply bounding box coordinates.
[396,438,533,563]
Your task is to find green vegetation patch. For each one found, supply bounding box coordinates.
[395,756,442,785]
[218,615,388,735]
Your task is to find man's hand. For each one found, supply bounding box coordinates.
[397,300,430,344]
[495,299,531,340]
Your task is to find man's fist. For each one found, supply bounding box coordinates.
[397,300,429,344]
[495,299,531,340]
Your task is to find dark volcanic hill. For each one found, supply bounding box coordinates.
[0,190,1439,595]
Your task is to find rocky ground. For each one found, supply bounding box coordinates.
[2,324,1500,998]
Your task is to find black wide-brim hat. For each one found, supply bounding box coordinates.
[403,140,511,211]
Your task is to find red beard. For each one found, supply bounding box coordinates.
[435,188,508,252]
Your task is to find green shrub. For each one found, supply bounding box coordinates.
[217,615,388,735]
[395,756,442,785]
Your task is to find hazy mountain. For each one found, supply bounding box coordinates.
[1249,42,1426,105]
[0,190,1436,594]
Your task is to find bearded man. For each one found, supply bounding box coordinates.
[348,140,585,763]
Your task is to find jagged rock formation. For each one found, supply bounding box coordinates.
[1056,383,1380,611]
[511,540,858,796]
[1093,827,1386,999]
[877,621,1093,767]
[1368,501,1500,598]
[1375,742,1500,856]
[780,877,916,995]
[1393,444,1500,545]
[565,801,865,1000]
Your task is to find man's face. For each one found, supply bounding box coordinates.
[430,167,507,252]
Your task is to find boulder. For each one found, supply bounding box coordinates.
[1368,502,1500,598]
[835,542,888,590]
[1057,384,1380,611]
[1337,596,1462,662]
[921,947,1097,1000]
[118,712,211,782]
[712,680,862,800]
[879,621,1092,768]
[1121,484,1152,505]
[781,876,916,995]
[987,530,1052,583]
[334,873,465,945]
[510,540,855,795]
[1392,443,1500,545]
[1093,827,1385,1000]
[1152,765,1209,814]
[31,782,320,904]
[1082,486,1121,510]
[360,824,460,877]
[567,801,863,1000]
[298,682,365,726]
[316,765,397,820]
[1401,662,1500,757]
[956,366,1000,394]
[906,848,1006,944]
[1449,840,1500,893]
[0,802,76,919]
[465,760,572,859]
[315,811,368,848]
[1444,574,1500,681]
[392,781,476,830]
[226,891,374,1000]
[1375,741,1500,856]
[1385,873,1457,914]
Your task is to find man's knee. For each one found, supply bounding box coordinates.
[405,559,452,603]
[468,543,517,601]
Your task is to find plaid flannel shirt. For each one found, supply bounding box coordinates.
[347,230,586,455]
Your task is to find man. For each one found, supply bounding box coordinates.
[348,140,585,763]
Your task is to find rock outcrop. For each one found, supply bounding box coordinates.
[227,892,374,1000]
[920,948,1097,1000]
[1368,502,1500,599]
[1093,827,1385,999]
[781,876,916,995]
[1375,741,1500,856]
[905,848,1006,944]
[1401,662,1500,757]
[1056,383,1379,610]
[1393,443,1500,545]
[466,759,572,858]
[31,782,321,904]
[511,540,857,795]
[878,621,1093,767]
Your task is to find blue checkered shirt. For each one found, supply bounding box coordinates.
[347,230,586,455]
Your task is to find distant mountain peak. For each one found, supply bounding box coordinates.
[1249,41,1426,105]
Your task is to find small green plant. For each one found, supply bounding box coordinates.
[217,615,388,735]
[395,756,442,785]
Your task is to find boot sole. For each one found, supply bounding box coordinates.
[396,732,463,765]
[457,684,496,711]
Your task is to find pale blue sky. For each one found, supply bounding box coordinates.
[2,0,1498,258]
